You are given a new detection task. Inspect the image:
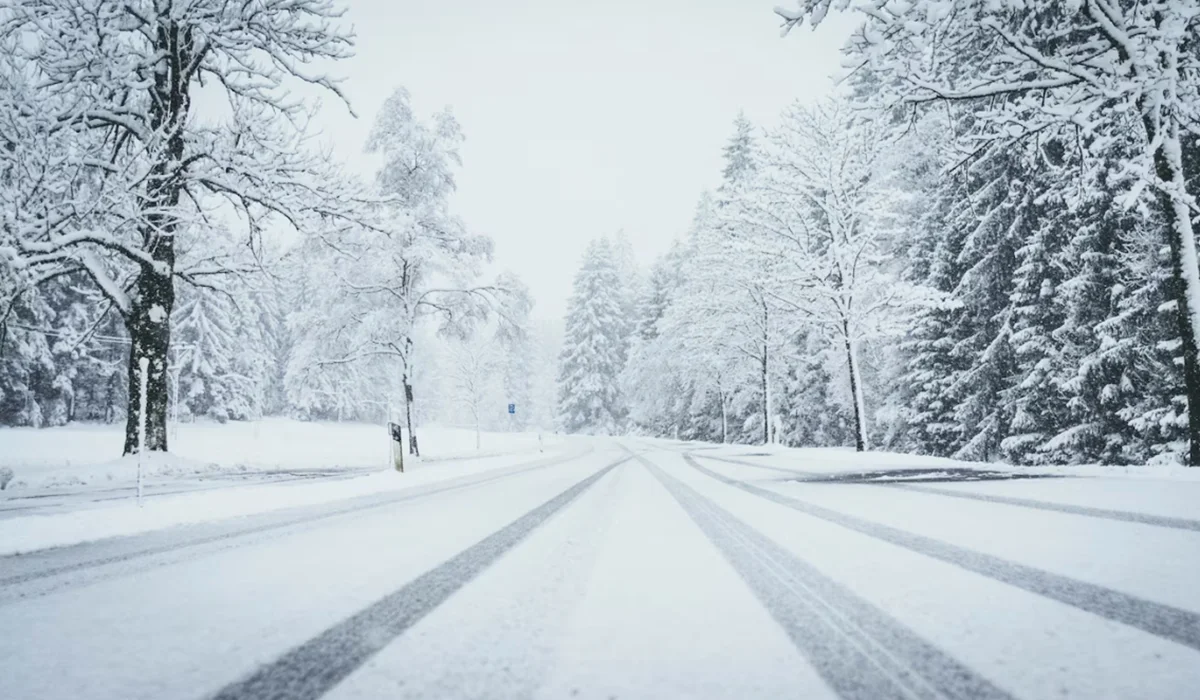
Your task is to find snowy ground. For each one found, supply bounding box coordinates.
[2,439,1199,699]
[656,436,1200,482]
[0,418,559,491]
[0,419,566,553]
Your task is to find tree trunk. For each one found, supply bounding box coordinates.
[123,270,174,454]
[1153,124,1200,466]
[121,15,190,455]
[844,326,868,452]
[404,378,419,456]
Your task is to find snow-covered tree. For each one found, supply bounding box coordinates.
[623,116,796,446]
[610,230,643,367]
[557,238,627,434]
[722,112,757,186]
[527,320,564,432]
[493,274,536,431]
[294,87,515,456]
[172,277,273,424]
[670,215,788,445]
[777,0,1200,463]
[0,0,361,453]
[726,99,943,451]
[446,334,502,449]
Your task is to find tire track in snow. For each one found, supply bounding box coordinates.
[680,451,825,477]
[889,483,1200,533]
[686,454,1200,653]
[692,450,1200,533]
[0,468,380,518]
[207,455,628,700]
[635,451,1012,700]
[0,445,593,598]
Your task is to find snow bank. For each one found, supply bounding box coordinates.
[0,444,579,556]
[0,418,561,490]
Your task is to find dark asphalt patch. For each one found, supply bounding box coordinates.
[695,453,1055,483]
[640,454,1013,700]
[689,453,826,478]
[686,455,1200,653]
[207,456,627,700]
[791,467,1062,484]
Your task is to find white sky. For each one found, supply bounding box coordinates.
[313,0,857,320]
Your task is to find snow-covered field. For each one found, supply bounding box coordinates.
[0,418,560,491]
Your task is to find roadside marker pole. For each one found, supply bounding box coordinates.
[137,356,149,508]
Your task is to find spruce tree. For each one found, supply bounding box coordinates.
[557,239,627,434]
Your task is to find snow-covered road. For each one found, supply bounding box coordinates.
[3,441,1200,699]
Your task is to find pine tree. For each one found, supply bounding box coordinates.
[778,0,1200,464]
[1027,156,1134,463]
[1000,165,1071,464]
[173,284,267,423]
[1093,211,1187,463]
[721,112,756,188]
[610,229,641,368]
[778,333,853,447]
[946,153,1024,462]
[557,238,627,435]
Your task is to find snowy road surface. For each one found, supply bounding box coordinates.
[3,441,1200,699]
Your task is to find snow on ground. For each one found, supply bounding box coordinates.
[325,456,829,700]
[641,436,1200,482]
[760,470,1200,611]
[0,421,571,556]
[0,418,561,490]
[903,477,1200,521]
[0,446,578,556]
[661,447,1200,699]
[5,441,1200,698]
[0,453,616,700]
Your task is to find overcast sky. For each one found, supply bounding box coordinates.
[314,0,856,320]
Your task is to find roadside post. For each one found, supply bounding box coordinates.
[507,402,515,434]
[389,421,405,473]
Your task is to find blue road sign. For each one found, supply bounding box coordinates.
[507,403,516,414]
